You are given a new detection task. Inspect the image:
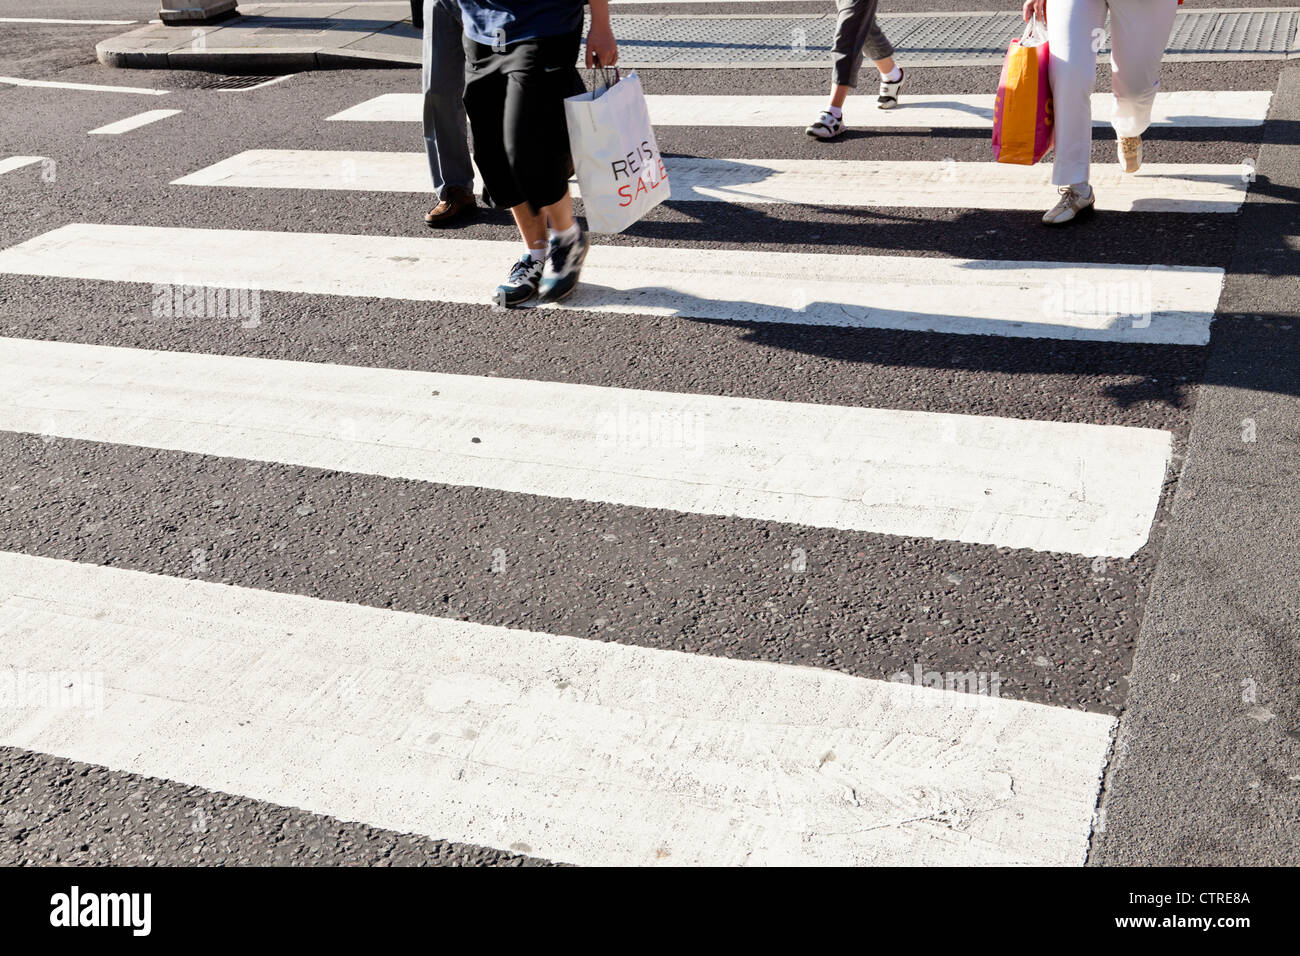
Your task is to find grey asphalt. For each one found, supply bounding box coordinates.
[0,3,1297,867]
[1090,67,1300,867]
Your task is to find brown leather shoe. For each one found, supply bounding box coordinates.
[424,186,475,227]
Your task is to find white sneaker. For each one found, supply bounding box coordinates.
[805,110,845,139]
[877,68,904,109]
[494,254,545,308]
[1042,185,1095,226]
[1118,136,1143,173]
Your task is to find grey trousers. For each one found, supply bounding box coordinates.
[832,0,895,88]
[422,0,473,198]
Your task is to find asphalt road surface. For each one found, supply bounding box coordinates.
[0,1,1296,866]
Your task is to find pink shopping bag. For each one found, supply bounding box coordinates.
[992,16,1054,165]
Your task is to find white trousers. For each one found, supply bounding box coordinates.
[1046,0,1180,185]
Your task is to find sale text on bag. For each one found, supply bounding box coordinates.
[614,140,669,207]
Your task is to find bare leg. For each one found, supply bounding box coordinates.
[511,190,576,249]
[510,203,549,249]
[829,55,896,108]
[542,191,576,233]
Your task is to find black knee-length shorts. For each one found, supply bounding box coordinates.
[462,30,583,214]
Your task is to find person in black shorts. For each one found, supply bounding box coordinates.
[459,0,618,308]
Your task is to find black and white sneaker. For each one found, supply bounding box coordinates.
[495,254,544,309]
[877,68,904,110]
[538,227,590,302]
[805,110,845,140]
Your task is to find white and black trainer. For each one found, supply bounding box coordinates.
[495,254,544,309]
[805,110,845,140]
[539,227,590,302]
[877,68,904,110]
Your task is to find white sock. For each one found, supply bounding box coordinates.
[1071,182,1093,198]
[549,222,580,245]
[525,242,548,262]
[826,104,843,119]
[881,66,902,83]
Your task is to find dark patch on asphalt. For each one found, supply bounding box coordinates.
[0,273,1209,427]
[0,746,560,866]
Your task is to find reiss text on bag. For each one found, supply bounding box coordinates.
[564,69,670,234]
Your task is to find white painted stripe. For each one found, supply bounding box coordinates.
[87,109,181,136]
[0,335,1170,556]
[0,17,138,24]
[0,551,1117,866]
[327,90,1273,129]
[172,148,1250,214]
[0,223,1224,346]
[0,75,169,95]
[0,157,43,176]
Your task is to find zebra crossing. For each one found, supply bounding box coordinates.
[173,148,1249,213]
[326,89,1273,128]
[0,68,1260,865]
[0,222,1223,342]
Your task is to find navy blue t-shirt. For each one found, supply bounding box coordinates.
[459,1,585,46]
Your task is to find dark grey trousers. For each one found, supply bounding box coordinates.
[832,0,895,88]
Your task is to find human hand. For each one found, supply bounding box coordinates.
[585,21,618,68]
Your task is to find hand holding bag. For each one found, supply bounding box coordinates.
[563,68,670,234]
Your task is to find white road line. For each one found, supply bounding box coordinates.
[87,108,181,136]
[0,17,138,24]
[0,75,169,95]
[0,157,43,177]
[0,335,1170,556]
[0,551,1117,866]
[172,148,1250,214]
[327,90,1273,129]
[0,223,1224,346]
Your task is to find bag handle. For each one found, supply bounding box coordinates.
[589,56,620,92]
[1020,14,1048,48]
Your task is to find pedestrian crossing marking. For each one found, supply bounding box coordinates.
[173,148,1251,214]
[0,75,169,95]
[0,223,1224,344]
[0,335,1170,556]
[87,108,181,136]
[0,157,43,176]
[326,90,1273,129]
[0,550,1118,866]
[0,45,1270,868]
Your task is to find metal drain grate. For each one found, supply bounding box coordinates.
[1168,9,1295,56]
[191,74,282,90]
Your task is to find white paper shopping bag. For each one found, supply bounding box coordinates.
[564,69,670,234]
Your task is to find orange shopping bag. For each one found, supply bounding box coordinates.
[992,16,1053,165]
